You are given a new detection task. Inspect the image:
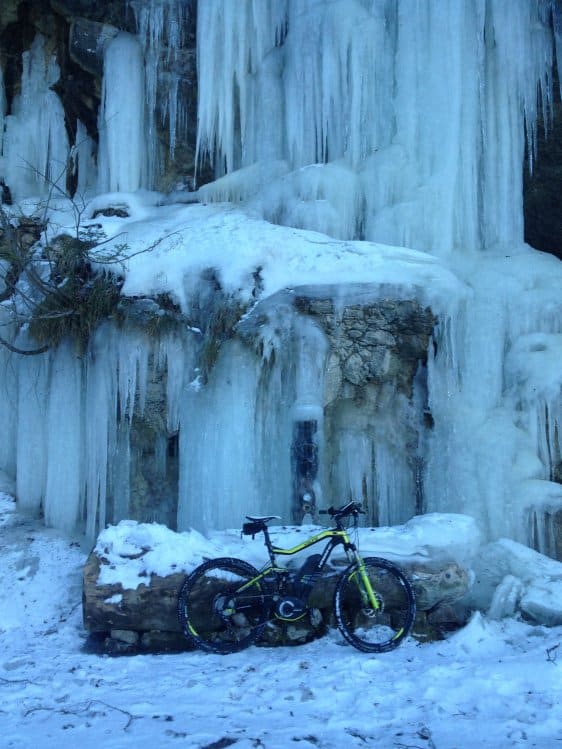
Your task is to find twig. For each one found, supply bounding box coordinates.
[546,643,559,664]
[0,676,41,686]
[22,698,141,731]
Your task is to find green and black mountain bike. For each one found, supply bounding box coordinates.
[177,501,416,654]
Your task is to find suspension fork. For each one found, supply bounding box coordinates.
[338,527,380,611]
[350,551,380,611]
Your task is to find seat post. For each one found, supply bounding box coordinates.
[262,524,276,565]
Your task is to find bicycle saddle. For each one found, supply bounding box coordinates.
[245,515,280,523]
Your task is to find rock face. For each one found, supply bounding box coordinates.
[293,295,435,400]
[523,2,562,258]
[239,287,435,525]
[524,92,562,259]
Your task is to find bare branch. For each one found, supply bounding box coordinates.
[0,332,49,355]
[22,699,141,731]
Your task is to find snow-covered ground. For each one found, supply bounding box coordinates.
[2,493,562,749]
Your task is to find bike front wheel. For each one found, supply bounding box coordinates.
[334,557,416,653]
[178,557,270,654]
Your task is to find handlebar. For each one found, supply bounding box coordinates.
[318,501,365,519]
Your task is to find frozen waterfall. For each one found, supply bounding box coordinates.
[196,0,557,255]
[1,0,562,554]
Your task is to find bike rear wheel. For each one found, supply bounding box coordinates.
[178,557,269,654]
[334,557,416,653]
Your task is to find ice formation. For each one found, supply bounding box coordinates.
[97,32,147,193]
[1,36,69,201]
[196,0,556,255]
[0,66,5,158]
[130,0,191,186]
[1,0,562,558]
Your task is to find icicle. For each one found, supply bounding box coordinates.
[84,327,118,539]
[375,441,418,527]
[160,332,196,433]
[0,64,5,158]
[97,32,146,193]
[43,343,83,532]
[481,0,555,248]
[2,35,69,201]
[73,120,96,195]
[0,310,17,478]
[177,339,261,532]
[116,329,148,420]
[555,3,562,99]
[196,0,289,174]
[130,0,192,186]
[15,345,49,514]
[197,0,558,252]
[292,315,328,421]
[110,417,131,524]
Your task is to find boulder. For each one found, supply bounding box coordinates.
[69,19,119,77]
[83,551,185,634]
[83,548,470,653]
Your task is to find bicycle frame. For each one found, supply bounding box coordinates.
[178,502,415,654]
[242,523,381,613]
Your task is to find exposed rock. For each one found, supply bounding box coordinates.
[0,0,19,28]
[50,0,137,31]
[409,561,470,610]
[83,551,186,634]
[524,92,562,259]
[69,18,119,77]
[83,547,470,652]
[0,0,199,194]
[294,294,436,399]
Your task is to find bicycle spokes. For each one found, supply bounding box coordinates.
[334,557,416,653]
[178,558,270,654]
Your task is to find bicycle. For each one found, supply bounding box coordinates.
[177,501,416,654]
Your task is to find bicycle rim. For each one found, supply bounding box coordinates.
[334,557,416,653]
[178,557,269,654]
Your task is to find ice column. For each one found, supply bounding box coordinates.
[177,339,261,532]
[2,35,69,201]
[43,343,83,532]
[131,0,191,187]
[98,32,147,193]
[73,120,97,194]
[196,0,289,173]
[16,348,50,515]
[0,312,17,478]
[291,317,328,519]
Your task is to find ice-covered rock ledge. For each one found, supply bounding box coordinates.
[83,513,482,652]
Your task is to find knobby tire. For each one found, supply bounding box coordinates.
[334,556,416,653]
[177,557,269,654]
